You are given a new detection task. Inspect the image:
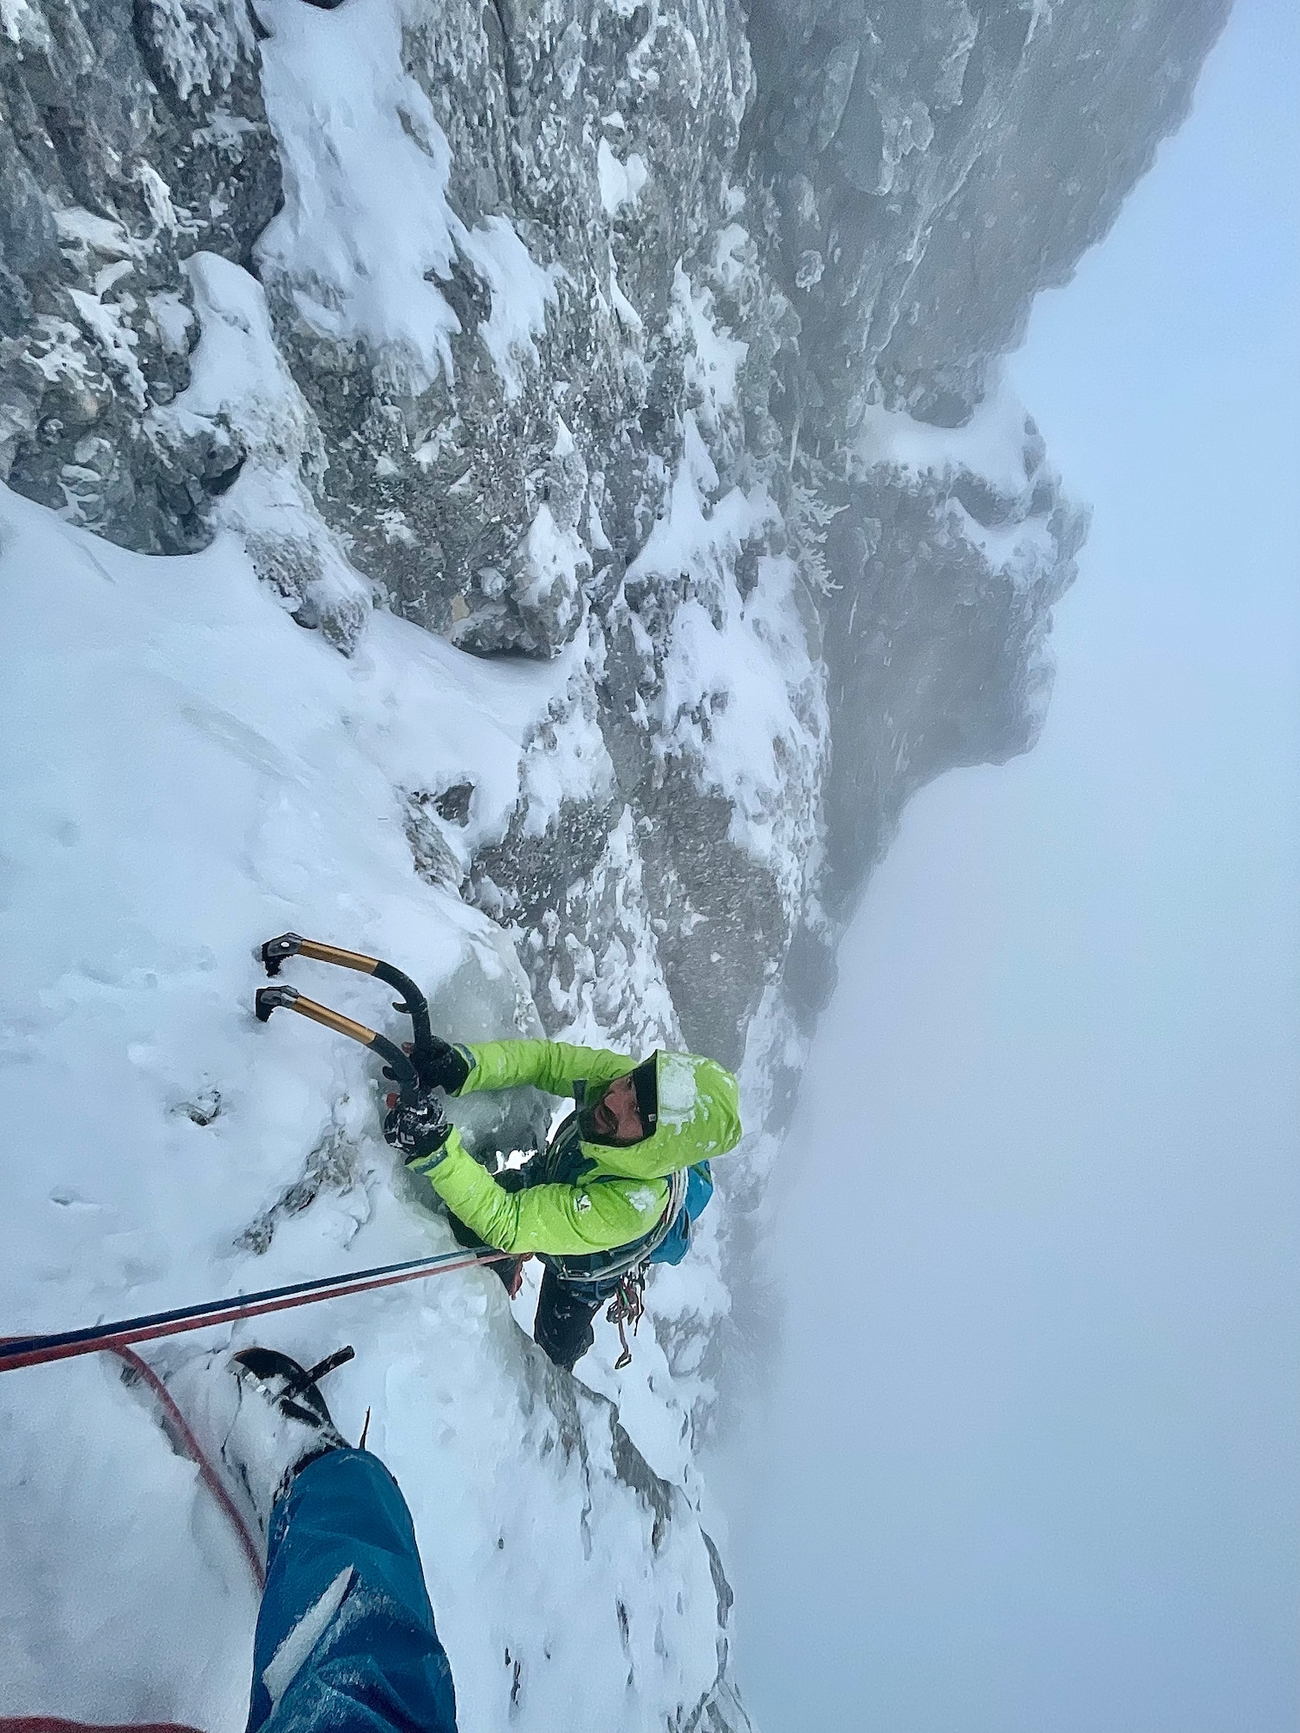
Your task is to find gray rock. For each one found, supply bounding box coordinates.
[0,0,281,546]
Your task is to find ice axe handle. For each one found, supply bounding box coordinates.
[259,933,435,1088]
[254,986,420,1094]
[262,933,381,977]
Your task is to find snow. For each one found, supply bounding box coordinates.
[142,0,255,103]
[68,287,148,409]
[147,291,195,356]
[455,217,561,404]
[54,205,140,264]
[855,367,1036,498]
[657,1052,700,1127]
[609,258,645,334]
[627,417,828,909]
[942,494,1059,589]
[253,0,461,393]
[516,624,615,840]
[519,501,590,639]
[254,0,560,403]
[171,252,324,475]
[1,0,51,49]
[136,161,182,236]
[854,367,1063,588]
[0,477,733,1728]
[673,261,748,435]
[262,1566,354,1706]
[597,137,649,214]
[512,805,682,1059]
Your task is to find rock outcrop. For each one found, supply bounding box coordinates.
[2,0,1229,1074]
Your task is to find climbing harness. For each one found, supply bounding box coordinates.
[590,1171,689,1368]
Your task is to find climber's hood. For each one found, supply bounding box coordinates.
[580,1051,742,1179]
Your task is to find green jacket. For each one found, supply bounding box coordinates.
[411,1039,741,1257]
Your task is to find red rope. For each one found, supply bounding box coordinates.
[0,1721,205,1732]
[0,1244,510,1374]
[109,1346,265,1589]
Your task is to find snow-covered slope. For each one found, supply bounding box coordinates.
[0,478,740,1730]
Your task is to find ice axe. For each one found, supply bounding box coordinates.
[255,932,438,1103]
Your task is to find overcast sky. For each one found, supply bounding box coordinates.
[718,4,1300,1730]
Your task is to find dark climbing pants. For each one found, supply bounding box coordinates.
[249,1448,457,1733]
[531,1264,615,1371]
[446,1205,615,1370]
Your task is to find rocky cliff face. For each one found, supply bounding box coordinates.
[0,0,1228,1723]
[2,0,1229,1072]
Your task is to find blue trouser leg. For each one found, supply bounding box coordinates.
[248,1448,457,1733]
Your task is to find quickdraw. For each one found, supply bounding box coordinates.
[606,1268,647,1370]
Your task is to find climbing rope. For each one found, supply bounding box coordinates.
[0,1719,205,1732]
[0,1242,511,1376]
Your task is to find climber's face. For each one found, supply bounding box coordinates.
[589,1073,644,1144]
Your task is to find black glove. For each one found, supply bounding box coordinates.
[384,1093,453,1168]
[420,1036,471,1096]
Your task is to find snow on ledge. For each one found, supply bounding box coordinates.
[855,369,1037,498]
[597,136,649,214]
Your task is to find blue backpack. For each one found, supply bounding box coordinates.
[648,1161,714,1267]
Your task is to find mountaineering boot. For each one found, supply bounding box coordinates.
[159,1341,354,1545]
[221,1346,353,1537]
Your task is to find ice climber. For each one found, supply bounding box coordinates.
[381,1038,742,1370]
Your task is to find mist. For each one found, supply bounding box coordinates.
[716,4,1300,1729]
